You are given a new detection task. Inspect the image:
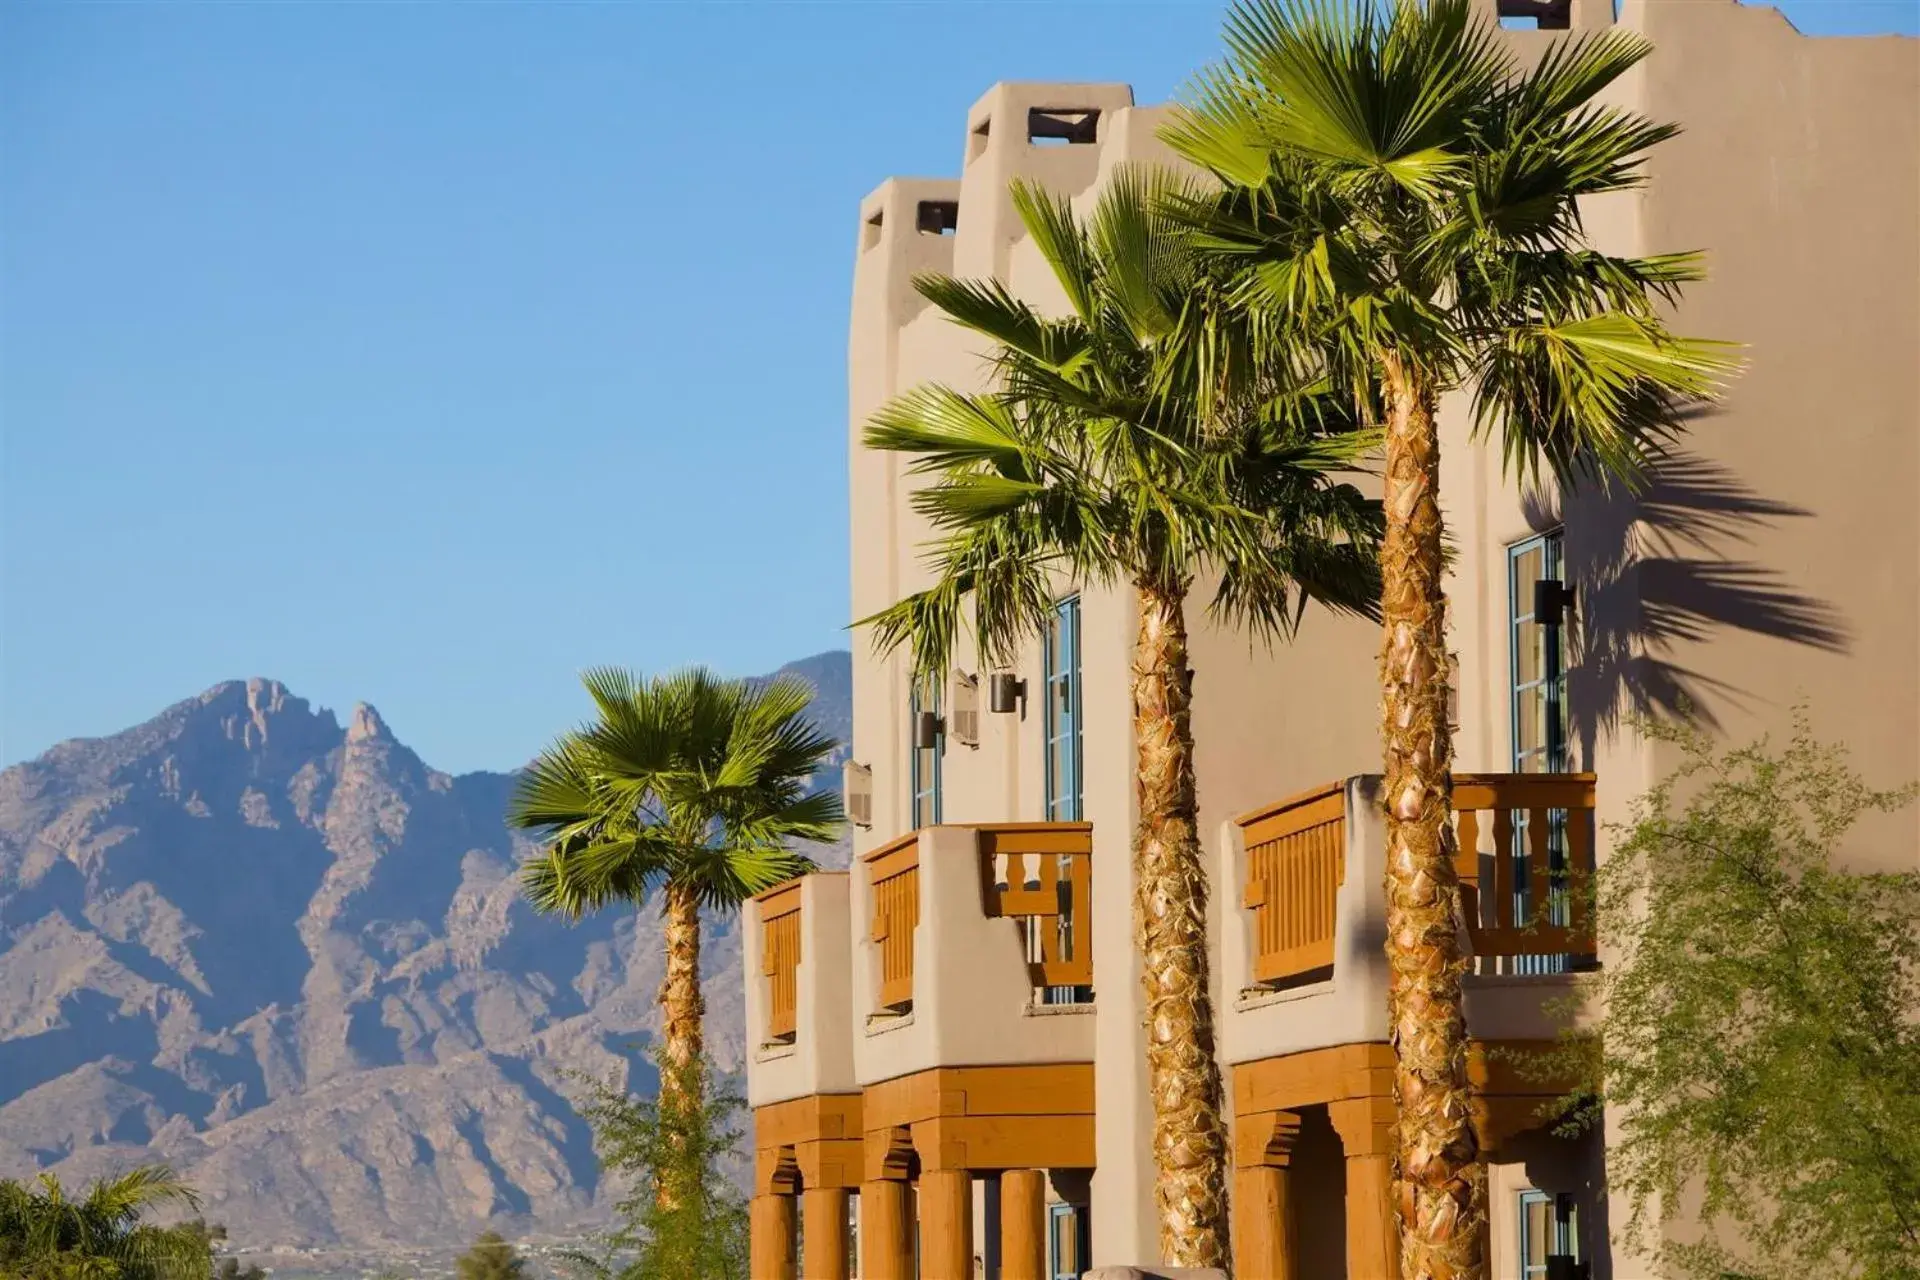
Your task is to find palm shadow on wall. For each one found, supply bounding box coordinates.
[1528,423,1849,766]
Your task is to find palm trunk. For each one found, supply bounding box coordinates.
[658,880,706,1209]
[1379,354,1484,1280]
[1131,581,1231,1269]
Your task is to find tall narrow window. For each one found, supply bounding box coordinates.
[909,685,942,828]
[1518,1190,1581,1278]
[1045,597,1083,821]
[1048,1203,1090,1280]
[1508,531,1572,975]
[1509,531,1568,774]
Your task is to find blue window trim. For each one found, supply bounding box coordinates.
[910,685,942,827]
[1048,1202,1090,1280]
[1045,596,1083,822]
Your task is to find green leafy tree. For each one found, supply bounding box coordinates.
[455,1231,527,1280]
[560,1049,750,1280]
[0,1166,210,1280]
[1162,2,1735,1271]
[858,166,1382,1266]
[509,667,841,1205]
[1531,716,1920,1280]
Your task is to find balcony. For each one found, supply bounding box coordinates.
[744,872,857,1109]
[851,822,1096,1086]
[1222,773,1598,1066]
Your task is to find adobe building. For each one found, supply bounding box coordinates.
[742,0,1917,1275]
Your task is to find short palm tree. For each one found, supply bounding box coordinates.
[0,1166,209,1280]
[1162,2,1735,1274]
[860,166,1382,1268]
[508,668,842,1194]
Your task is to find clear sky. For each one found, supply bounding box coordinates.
[3,0,1913,774]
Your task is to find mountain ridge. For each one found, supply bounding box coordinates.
[0,652,852,1257]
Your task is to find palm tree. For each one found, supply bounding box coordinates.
[0,1166,210,1280]
[859,166,1382,1268]
[1161,2,1735,1274]
[508,667,842,1197]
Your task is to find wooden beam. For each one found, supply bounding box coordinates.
[911,1113,1096,1173]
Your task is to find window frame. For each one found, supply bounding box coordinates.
[1517,1188,1580,1277]
[1507,530,1568,776]
[909,683,943,828]
[1048,1202,1090,1280]
[1045,595,1083,823]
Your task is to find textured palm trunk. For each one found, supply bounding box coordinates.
[658,880,705,1209]
[1132,581,1231,1269]
[1379,355,1484,1280]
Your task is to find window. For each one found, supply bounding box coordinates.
[1048,1203,1090,1280]
[1518,1190,1581,1278]
[1028,107,1100,145]
[1045,597,1083,821]
[1508,532,1574,975]
[909,685,942,828]
[1509,531,1568,775]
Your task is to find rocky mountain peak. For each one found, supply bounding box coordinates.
[345,702,391,745]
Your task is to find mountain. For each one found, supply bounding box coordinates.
[0,653,851,1267]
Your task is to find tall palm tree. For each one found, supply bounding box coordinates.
[0,1166,209,1280]
[1162,3,1735,1275]
[508,668,842,1184]
[860,166,1383,1268]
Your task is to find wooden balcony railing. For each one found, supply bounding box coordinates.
[756,880,803,1042]
[865,832,921,1011]
[980,822,1093,991]
[1451,773,1596,970]
[1238,783,1347,986]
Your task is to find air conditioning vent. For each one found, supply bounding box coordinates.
[844,760,873,828]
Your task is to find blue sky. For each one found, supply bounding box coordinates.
[2,0,1913,774]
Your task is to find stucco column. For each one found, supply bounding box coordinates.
[859,1178,912,1280]
[920,1168,974,1279]
[999,1169,1046,1280]
[1330,1098,1400,1280]
[750,1193,797,1280]
[802,1186,850,1280]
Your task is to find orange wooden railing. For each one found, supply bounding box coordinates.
[865,832,921,1011]
[756,880,803,1042]
[1451,773,1596,967]
[1238,783,1348,985]
[980,822,1093,990]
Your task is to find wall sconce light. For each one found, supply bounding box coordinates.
[988,673,1026,714]
[1533,579,1575,625]
[912,711,944,750]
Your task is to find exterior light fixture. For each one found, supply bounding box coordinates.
[1533,578,1575,624]
[988,673,1026,714]
[912,711,944,750]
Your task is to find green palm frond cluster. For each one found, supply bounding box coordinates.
[860,164,1385,684]
[1162,0,1739,488]
[0,1167,209,1280]
[508,667,844,917]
